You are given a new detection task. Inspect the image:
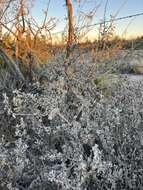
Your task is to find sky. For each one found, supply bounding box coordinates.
[32,0,143,40]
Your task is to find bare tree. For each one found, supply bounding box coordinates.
[0,0,25,82]
[0,0,57,82]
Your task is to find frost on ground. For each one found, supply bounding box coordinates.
[0,58,143,190]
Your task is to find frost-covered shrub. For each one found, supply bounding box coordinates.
[0,71,143,189]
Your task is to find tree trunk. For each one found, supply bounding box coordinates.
[66,0,73,58]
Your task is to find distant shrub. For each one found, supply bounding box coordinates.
[130,65,143,74]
